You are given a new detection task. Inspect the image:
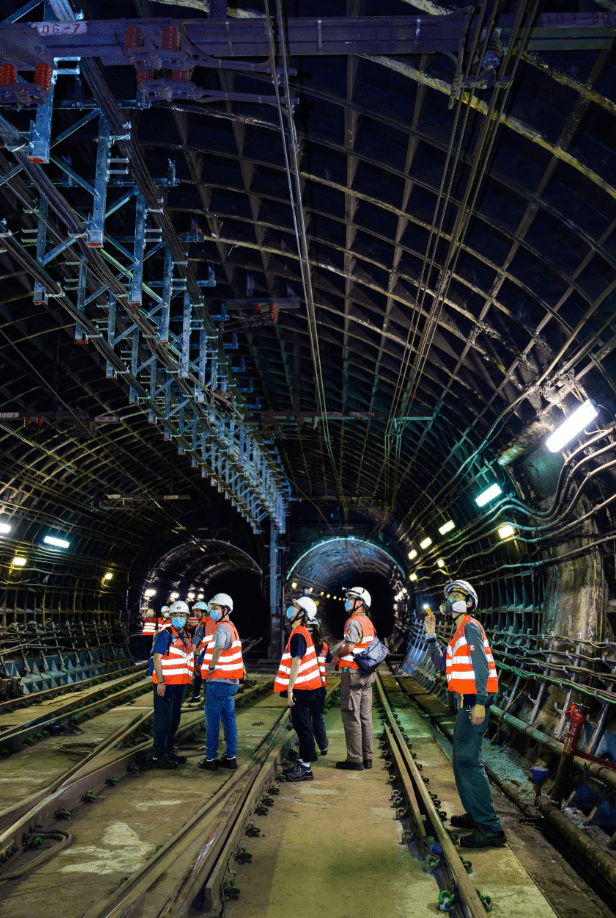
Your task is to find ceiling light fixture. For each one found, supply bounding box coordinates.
[547,399,598,452]
[438,520,455,535]
[498,525,515,539]
[43,535,70,549]
[437,559,445,568]
[104,572,113,581]
[408,549,417,560]
[12,557,26,567]
[145,588,156,597]
[409,573,417,582]
[475,483,502,507]
[0,522,12,535]
[420,537,432,549]
[291,581,297,589]
[170,591,179,600]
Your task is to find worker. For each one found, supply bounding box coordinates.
[150,599,193,769]
[197,593,246,771]
[141,609,157,657]
[156,605,171,631]
[186,602,201,636]
[308,616,330,756]
[424,579,506,848]
[332,586,376,771]
[274,596,322,782]
[189,600,212,703]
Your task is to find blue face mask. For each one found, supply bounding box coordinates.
[286,606,297,620]
[344,599,353,612]
[210,609,223,622]
[172,617,186,631]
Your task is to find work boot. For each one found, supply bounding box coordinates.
[187,695,201,704]
[459,827,507,848]
[198,757,219,771]
[335,760,364,771]
[319,746,328,756]
[450,813,478,830]
[151,754,178,769]
[285,763,314,782]
[363,759,373,769]
[166,748,187,764]
[218,755,237,770]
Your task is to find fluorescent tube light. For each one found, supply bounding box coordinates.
[437,559,445,568]
[43,535,69,548]
[420,537,432,549]
[546,399,598,452]
[12,557,26,566]
[438,520,455,535]
[476,483,502,507]
[408,549,417,560]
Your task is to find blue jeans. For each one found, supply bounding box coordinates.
[205,681,239,759]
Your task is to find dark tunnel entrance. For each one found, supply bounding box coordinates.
[136,540,269,655]
[284,537,410,651]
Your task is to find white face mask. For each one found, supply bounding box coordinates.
[452,600,467,615]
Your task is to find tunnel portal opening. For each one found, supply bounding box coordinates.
[285,537,410,651]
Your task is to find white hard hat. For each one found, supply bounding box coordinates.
[210,592,233,612]
[444,580,478,611]
[161,606,171,617]
[347,586,371,608]
[169,600,189,616]
[295,596,318,620]
[193,600,208,612]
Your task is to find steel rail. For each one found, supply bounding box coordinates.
[0,677,275,872]
[79,680,339,918]
[0,661,145,717]
[375,671,487,918]
[0,666,150,756]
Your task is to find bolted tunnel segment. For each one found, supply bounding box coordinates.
[0,0,615,915]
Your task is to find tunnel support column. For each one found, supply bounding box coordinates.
[268,521,283,659]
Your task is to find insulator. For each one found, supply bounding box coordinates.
[0,63,17,86]
[124,25,144,54]
[34,62,52,91]
[162,25,180,51]
[172,69,190,82]
[136,70,154,85]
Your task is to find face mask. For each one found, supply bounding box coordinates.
[172,617,186,630]
[286,605,297,620]
[344,599,353,612]
[210,609,222,622]
[452,600,467,614]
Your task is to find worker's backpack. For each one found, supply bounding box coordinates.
[354,637,389,675]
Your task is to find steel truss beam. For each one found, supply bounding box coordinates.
[0,12,614,72]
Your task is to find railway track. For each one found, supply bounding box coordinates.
[0,664,152,757]
[375,672,491,918]
[0,677,338,918]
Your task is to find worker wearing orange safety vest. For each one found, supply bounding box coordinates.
[332,586,376,771]
[197,593,246,772]
[275,596,322,782]
[151,600,193,769]
[188,601,213,703]
[425,579,506,849]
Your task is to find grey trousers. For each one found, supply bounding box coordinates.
[340,668,375,762]
[452,706,502,832]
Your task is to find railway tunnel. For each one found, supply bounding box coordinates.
[0,0,615,914]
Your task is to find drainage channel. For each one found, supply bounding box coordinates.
[0,676,276,909]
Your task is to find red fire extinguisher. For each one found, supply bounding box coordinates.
[563,704,586,758]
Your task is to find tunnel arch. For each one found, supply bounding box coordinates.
[136,539,268,649]
[285,537,410,650]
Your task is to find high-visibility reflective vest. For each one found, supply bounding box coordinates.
[156,617,170,632]
[152,627,194,685]
[142,617,156,636]
[446,615,498,696]
[201,620,244,680]
[198,618,220,675]
[274,625,322,692]
[339,614,376,670]
[186,614,200,632]
[318,641,328,687]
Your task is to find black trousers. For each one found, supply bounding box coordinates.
[309,686,328,752]
[152,684,186,757]
[290,697,317,763]
[192,672,202,699]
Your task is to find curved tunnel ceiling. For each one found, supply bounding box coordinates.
[0,0,614,615]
